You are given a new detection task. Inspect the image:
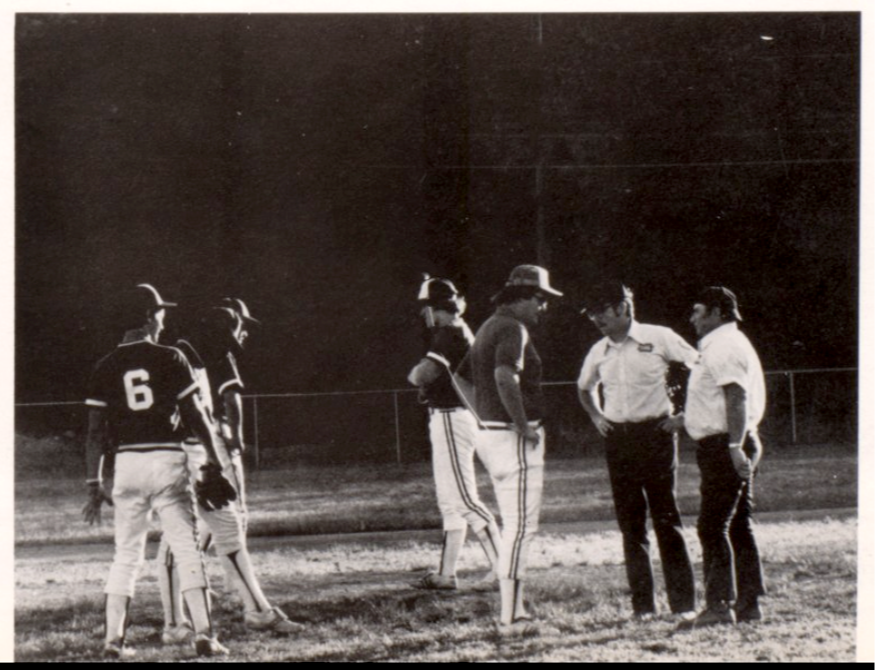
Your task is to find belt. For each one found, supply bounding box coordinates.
[117,443,184,453]
[481,420,543,431]
[429,406,465,415]
[608,415,667,431]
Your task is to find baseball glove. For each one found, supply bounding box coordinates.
[195,462,238,512]
[82,481,113,526]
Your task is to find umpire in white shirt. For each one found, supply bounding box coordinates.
[577,281,697,620]
[680,286,766,627]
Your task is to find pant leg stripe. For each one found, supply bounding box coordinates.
[443,413,493,526]
[510,432,529,578]
[227,550,261,611]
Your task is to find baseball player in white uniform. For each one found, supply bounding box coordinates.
[407,276,501,590]
[456,265,562,626]
[82,284,232,658]
[157,301,303,641]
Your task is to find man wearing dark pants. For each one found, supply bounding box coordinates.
[679,286,766,627]
[577,281,697,621]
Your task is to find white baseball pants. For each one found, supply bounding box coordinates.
[475,425,545,580]
[429,408,496,533]
[105,450,207,598]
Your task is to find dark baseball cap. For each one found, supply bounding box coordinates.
[580,280,633,315]
[222,297,261,325]
[696,286,743,321]
[417,275,460,304]
[135,283,177,309]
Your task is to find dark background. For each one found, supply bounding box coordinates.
[15,13,859,403]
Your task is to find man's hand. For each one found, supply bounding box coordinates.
[729,446,753,479]
[82,481,113,526]
[591,415,614,438]
[659,414,685,434]
[518,425,541,447]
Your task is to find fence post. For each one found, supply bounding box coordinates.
[788,372,797,444]
[394,391,402,464]
[252,396,260,470]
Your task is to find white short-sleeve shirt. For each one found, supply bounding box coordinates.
[577,321,699,423]
[684,322,766,441]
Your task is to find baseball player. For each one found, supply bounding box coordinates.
[407,276,501,590]
[457,265,562,626]
[82,284,232,658]
[157,299,303,640]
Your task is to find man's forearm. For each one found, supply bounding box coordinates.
[223,390,245,451]
[577,388,603,422]
[495,366,529,432]
[84,409,107,481]
[723,383,748,446]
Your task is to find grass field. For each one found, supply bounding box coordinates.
[14,516,857,662]
[14,441,858,545]
[13,437,861,661]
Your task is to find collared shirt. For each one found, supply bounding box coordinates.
[577,320,699,423]
[463,307,545,425]
[684,322,766,441]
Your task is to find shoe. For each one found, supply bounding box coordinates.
[161,622,195,645]
[193,634,230,658]
[412,572,458,591]
[471,572,500,592]
[245,607,306,634]
[497,615,537,634]
[679,604,736,629]
[674,610,697,623]
[633,611,656,622]
[102,639,135,659]
[736,601,763,623]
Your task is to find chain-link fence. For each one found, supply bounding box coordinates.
[16,367,855,476]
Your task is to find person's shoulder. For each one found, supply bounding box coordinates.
[584,334,610,356]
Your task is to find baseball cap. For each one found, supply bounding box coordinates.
[580,280,634,315]
[696,286,743,321]
[222,297,261,325]
[502,265,563,296]
[135,283,177,309]
[417,275,460,304]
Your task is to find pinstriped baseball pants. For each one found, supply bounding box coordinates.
[106,451,208,598]
[474,426,545,580]
[429,408,496,533]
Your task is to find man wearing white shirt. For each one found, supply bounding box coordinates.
[577,281,698,621]
[680,286,766,628]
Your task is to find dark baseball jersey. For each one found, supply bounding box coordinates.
[208,352,244,421]
[85,340,199,452]
[175,338,217,424]
[422,321,474,409]
[466,308,545,425]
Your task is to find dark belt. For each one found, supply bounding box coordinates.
[607,415,667,433]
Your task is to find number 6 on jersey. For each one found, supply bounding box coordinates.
[124,369,154,410]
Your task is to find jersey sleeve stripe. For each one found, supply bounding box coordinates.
[218,379,243,395]
[426,352,451,367]
[177,381,200,401]
[85,399,108,408]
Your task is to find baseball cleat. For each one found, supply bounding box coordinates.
[674,610,697,624]
[678,603,736,630]
[244,607,305,634]
[102,639,135,659]
[412,572,458,591]
[162,622,195,645]
[735,601,763,623]
[193,634,230,658]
